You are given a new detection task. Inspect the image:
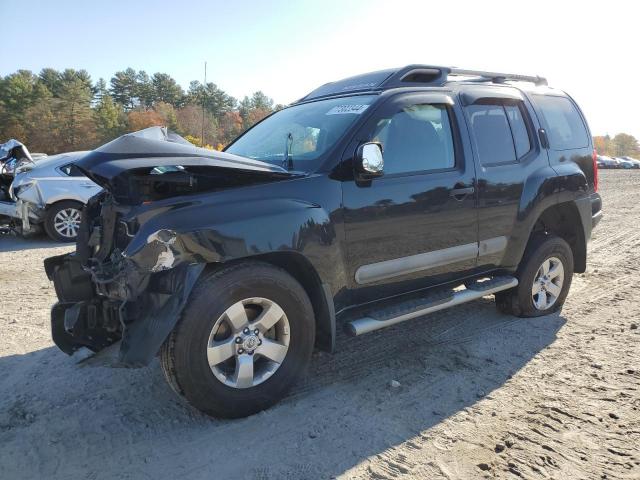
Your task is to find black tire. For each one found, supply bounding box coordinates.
[43,200,83,242]
[160,261,315,418]
[496,235,573,317]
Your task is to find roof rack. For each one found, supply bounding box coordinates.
[297,65,548,102]
[448,68,548,86]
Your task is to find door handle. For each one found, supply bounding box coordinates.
[450,186,475,199]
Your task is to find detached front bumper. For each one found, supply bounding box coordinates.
[45,252,204,367]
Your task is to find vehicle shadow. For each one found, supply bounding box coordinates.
[0,233,67,252]
[0,298,565,480]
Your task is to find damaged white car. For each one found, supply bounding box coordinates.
[0,151,101,241]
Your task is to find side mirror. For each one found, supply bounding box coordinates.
[356,142,384,178]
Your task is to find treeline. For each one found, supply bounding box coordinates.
[3,68,640,158]
[593,134,640,158]
[0,68,283,154]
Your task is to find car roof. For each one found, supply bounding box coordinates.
[296,64,552,104]
[28,151,89,170]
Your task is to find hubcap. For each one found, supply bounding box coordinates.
[532,256,564,310]
[53,208,81,238]
[207,297,290,389]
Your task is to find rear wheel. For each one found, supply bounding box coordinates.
[43,200,83,242]
[160,262,315,418]
[496,235,573,317]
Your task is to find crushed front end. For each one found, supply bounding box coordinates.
[45,191,204,366]
[44,127,294,366]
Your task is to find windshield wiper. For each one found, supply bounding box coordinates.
[283,133,294,171]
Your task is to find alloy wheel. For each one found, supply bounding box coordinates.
[53,208,81,239]
[207,297,290,389]
[531,256,564,310]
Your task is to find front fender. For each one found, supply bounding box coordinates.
[122,195,347,293]
[49,176,347,366]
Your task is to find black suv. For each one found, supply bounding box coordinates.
[45,65,602,418]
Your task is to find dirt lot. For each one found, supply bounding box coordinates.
[0,170,638,480]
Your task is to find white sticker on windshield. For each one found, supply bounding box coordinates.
[326,104,369,115]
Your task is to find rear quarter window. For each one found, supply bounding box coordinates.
[533,95,589,150]
[60,163,85,177]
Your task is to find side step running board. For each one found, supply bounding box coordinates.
[346,276,518,336]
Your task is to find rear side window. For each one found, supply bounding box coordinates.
[466,102,532,165]
[533,95,589,150]
[60,163,84,177]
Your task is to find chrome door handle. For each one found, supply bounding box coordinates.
[450,186,474,199]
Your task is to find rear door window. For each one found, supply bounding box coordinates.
[533,95,589,150]
[466,102,532,166]
[466,104,516,165]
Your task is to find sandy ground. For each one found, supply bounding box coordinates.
[0,170,638,480]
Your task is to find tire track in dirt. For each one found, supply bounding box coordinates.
[1,170,639,480]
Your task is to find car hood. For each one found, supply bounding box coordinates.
[76,127,294,198]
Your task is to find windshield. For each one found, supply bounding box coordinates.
[226,95,377,170]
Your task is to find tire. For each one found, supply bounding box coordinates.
[43,200,83,242]
[496,235,573,317]
[160,261,315,418]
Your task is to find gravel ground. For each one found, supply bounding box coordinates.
[0,170,638,480]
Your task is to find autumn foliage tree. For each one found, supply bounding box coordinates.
[594,134,640,158]
[0,68,278,154]
[126,109,165,131]
[3,66,640,160]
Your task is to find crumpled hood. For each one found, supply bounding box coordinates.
[74,126,294,204]
[1,139,33,163]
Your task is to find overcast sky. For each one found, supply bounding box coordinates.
[2,0,637,139]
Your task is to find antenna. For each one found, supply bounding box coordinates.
[201,61,207,147]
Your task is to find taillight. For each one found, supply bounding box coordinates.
[592,148,598,192]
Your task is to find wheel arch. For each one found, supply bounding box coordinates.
[45,198,85,210]
[527,201,587,273]
[221,251,336,353]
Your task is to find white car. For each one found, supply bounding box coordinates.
[0,151,102,241]
[621,156,640,168]
[596,155,619,169]
[614,157,635,169]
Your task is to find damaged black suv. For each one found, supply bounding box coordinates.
[45,65,602,418]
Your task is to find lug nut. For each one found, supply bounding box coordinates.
[254,329,259,335]
[243,327,250,334]
[235,337,242,344]
[238,348,244,354]
[248,351,254,356]
[258,339,262,346]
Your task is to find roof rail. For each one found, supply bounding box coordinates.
[296,65,548,103]
[448,68,547,86]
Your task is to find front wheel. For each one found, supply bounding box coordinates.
[160,262,315,418]
[496,235,574,317]
[43,200,83,242]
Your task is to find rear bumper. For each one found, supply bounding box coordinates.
[0,199,40,231]
[590,192,603,230]
[0,200,18,218]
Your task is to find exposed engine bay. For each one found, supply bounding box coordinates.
[45,127,295,365]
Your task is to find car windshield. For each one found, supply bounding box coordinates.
[226,95,377,171]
